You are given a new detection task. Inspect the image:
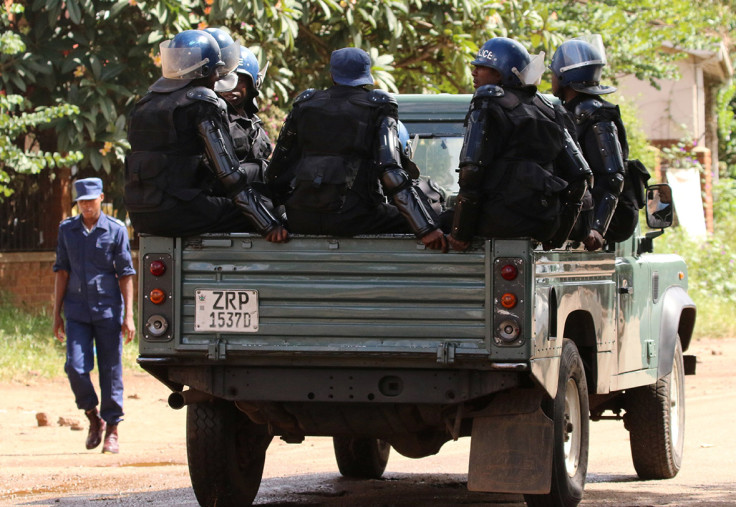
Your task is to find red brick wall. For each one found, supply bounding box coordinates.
[0,251,139,313]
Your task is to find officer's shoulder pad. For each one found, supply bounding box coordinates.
[473,84,504,100]
[535,92,559,109]
[574,97,604,122]
[367,89,397,105]
[186,86,219,106]
[294,88,317,105]
[59,216,75,226]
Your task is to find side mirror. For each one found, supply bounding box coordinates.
[645,183,674,229]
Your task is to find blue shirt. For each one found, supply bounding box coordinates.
[53,212,136,323]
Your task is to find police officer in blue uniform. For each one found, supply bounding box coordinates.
[53,178,136,454]
[266,47,447,251]
[124,29,287,241]
[550,37,648,250]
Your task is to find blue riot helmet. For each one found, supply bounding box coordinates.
[550,38,616,95]
[203,27,241,75]
[471,37,531,87]
[160,30,224,80]
[397,121,411,156]
[216,46,262,94]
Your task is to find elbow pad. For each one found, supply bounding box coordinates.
[232,187,280,235]
[381,167,436,238]
[557,128,593,184]
[591,121,625,176]
[375,116,403,171]
[198,119,242,192]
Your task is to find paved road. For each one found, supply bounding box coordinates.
[1,337,734,506]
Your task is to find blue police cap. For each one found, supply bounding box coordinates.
[74,177,103,201]
[330,48,374,87]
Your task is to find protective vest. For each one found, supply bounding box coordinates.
[286,87,383,212]
[572,96,650,242]
[125,86,219,212]
[227,109,272,163]
[473,88,567,240]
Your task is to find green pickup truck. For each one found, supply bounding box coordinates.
[137,94,697,507]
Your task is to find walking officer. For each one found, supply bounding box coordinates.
[53,177,136,454]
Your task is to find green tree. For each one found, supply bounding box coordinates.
[0,3,82,199]
[1,0,733,203]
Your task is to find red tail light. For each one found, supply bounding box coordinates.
[500,264,518,280]
[150,260,166,277]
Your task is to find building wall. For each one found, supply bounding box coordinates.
[617,57,706,144]
[0,251,139,313]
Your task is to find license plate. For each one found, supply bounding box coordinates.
[194,289,259,333]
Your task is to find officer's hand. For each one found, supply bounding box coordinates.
[421,229,448,252]
[53,314,65,343]
[265,225,289,243]
[122,314,136,345]
[448,235,470,252]
[583,230,604,251]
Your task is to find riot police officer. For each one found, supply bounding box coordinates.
[550,37,646,250]
[266,47,446,251]
[448,37,579,251]
[124,30,287,241]
[212,38,273,184]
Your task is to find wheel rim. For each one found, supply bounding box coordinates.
[564,377,582,477]
[670,356,682,452]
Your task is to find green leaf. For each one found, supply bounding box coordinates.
[66,0,82,24]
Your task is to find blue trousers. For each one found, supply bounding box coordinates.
[64,318,124,425]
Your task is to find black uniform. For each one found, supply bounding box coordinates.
[450,84,569,243]
[564,94,636,243]
[124,79,279,237]
[225,103,272,184]
[266,85,438,238]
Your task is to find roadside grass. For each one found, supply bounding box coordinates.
[0,298,141,382]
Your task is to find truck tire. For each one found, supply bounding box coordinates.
[525,338,589,507]
[333,436,391,479]
[186,400,272,507]
[625,337,685,479]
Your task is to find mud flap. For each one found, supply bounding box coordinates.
[467,390,554,494]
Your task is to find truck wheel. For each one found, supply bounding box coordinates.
[525,338,589,507]
[625,337,685,479]
[186,401,272,507]
[333,436,390,479]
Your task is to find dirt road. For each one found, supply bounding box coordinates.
[1,337,734,506]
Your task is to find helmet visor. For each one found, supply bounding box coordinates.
[214,72,238,93]
[160,41,210,80]
[219,42,241,76]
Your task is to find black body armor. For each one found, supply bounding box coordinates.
[534,94,593,248]
[225,104,272,183]
[125,84,279,235]
[266,85,437,238]
[569,96,630,239]
[451,85,568,243]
